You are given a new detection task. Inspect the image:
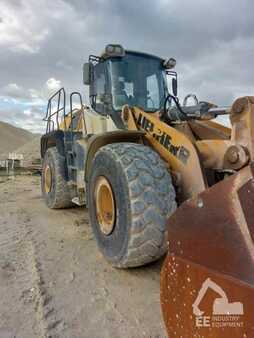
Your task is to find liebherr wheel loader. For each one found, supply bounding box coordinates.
[41,44,254,337]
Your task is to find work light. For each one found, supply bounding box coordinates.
[163,58,176,69]
[104,44,125,58]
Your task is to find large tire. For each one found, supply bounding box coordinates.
[41,147,73,209]
[88,142,177,268]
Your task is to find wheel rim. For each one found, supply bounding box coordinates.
[94,176,115,236]
[44,164,52,193]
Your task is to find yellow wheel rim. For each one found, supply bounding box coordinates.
[95,176,115,236]
[44,164,52,193]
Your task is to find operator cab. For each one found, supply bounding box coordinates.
[83,44,177,127]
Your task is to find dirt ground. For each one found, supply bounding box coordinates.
[0,175,167,338]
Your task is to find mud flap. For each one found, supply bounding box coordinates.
[161,164,254,337]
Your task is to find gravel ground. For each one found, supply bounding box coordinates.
[0,175,167,338]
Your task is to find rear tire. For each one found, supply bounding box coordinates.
[41,147,73,209]
[88,142,177,268]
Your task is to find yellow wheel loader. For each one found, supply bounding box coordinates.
[41,44,254,337]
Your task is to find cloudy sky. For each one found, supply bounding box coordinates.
[1,0,254,133]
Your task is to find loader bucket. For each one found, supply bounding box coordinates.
[161,163,254,337]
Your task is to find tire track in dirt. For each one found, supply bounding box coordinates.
[0,188,63,338]
[0,205,39,337]
[19,208,65,338]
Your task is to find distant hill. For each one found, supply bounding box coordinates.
[0,121,36,156]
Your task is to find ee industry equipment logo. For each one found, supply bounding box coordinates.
[192,278,244,328]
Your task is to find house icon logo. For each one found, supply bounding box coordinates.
[193,278,244,328]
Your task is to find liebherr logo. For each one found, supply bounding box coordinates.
[136,112,190,164]
[193,278,244,328]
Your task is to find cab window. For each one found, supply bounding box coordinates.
[90,63,106,114]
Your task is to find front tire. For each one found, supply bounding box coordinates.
[41,147,73,209]
[88,142,176,268]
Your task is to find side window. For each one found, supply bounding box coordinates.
[147,74,160,109]
[91,63,106,114]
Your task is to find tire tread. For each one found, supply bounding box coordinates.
[42,147,73,209]
[99,143,176,267]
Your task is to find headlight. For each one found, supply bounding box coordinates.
[163,58,176,69]
[104,44,125,58]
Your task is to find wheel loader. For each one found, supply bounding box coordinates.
[41,44,254,337]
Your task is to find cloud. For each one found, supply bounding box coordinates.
[2,77,62,101]
[1,0,254,132]
[2,83,26,99]
[0,105,44,133]
[0,1,49,53]
[43,78,62,97]
[0,77,63,133]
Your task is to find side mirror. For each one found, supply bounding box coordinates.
[83,63,91,85]
[172,77,178,97]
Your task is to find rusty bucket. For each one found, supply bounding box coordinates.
[161,164,254,337]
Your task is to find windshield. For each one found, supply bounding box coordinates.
[108,53,168,112]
